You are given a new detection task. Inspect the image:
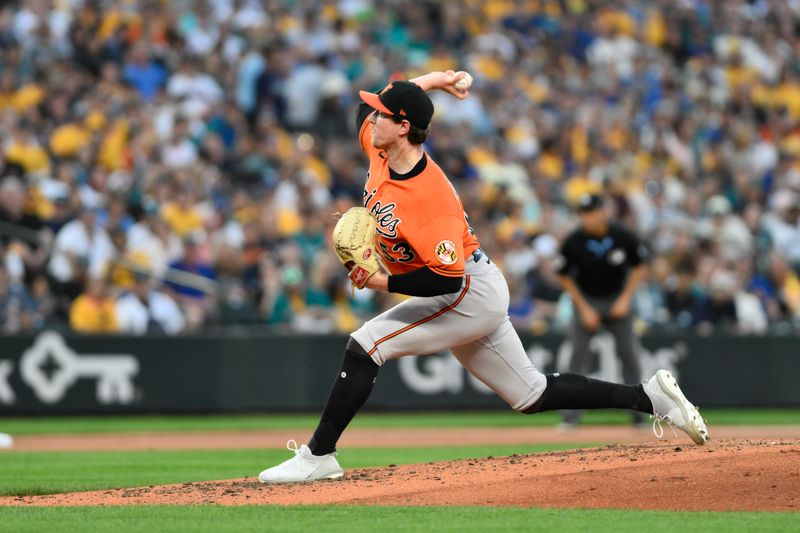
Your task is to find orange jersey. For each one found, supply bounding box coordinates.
[358,119,480,277]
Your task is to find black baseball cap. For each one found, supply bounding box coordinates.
[359,81,434,130]
[575,193,604,212]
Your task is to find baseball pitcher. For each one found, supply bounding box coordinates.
[258,71,708,483]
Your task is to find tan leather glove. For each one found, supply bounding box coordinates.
[332,207,382,289]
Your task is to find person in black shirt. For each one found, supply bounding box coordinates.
[556,193,649,426]
[0,177,51,285]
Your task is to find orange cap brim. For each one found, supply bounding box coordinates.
[358,91,393,115]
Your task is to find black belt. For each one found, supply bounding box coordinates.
[471,248,490,264]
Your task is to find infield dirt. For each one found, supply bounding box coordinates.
[2,434,798,511]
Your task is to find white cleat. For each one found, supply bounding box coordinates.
[258,440,344,484]
[643,370,710,445]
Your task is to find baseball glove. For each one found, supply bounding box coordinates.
[332,207,382,289]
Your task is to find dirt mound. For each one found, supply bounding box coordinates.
[3,439,798,511]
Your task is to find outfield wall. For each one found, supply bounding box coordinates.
[0,330,797,414]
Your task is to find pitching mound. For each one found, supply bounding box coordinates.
[3,439,798,511]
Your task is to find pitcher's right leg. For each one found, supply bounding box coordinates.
[451,318,547,412]
[452,319,708,445]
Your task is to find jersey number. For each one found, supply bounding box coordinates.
[379,241,415,263]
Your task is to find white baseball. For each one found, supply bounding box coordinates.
[455,73,473,91]
[0,433,13,449]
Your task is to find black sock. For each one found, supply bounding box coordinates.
[524,373,653,414]
[308,338,379,456]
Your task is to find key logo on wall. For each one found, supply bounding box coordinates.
[0,331,140,405]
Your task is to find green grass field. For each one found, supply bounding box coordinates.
[1,410,798,532]
[1,443,597,496]
[2,407,797,435]
[0,506,796,533]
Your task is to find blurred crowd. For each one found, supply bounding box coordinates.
[2,0,800,337]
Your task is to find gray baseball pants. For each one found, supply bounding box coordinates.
[352,254,547,412]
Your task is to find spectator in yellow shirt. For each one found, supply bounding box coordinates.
[161,186,203,238]
[69,277,119,334]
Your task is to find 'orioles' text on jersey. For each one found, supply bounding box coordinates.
[358,117,480,277]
